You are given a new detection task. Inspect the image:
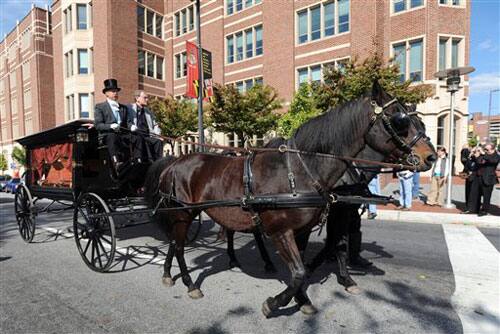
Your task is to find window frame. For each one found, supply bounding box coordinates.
[173,4,197,37]
[76,3,88,30]
[438,0,466,8]
[390,36,426,83]
[436,34,465,73]
[225,24,263,65]
[295,0,351,46]
[225,0,262,16]
[139,50,164,80]
[295,57,350,89]
[390,0,425,15]
[77,49,89,75]
[174,51,188,80]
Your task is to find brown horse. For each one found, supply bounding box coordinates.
[147,81,436,317]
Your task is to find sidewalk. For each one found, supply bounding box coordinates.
[367,176,500,228]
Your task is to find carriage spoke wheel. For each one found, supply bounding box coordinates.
[73,193,116,272]
[14,184,36,243]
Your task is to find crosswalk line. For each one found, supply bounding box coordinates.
[443,224,500,334]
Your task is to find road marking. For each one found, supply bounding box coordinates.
[443,224,500,334]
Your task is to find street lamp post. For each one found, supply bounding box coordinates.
[194,0,204,151]
[434,66,475,209]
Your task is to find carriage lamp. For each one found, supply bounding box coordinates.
[434,66,475,209]
[76,128,89,143]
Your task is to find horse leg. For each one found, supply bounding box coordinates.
[226,229,241,269]
[173,221,204,299]
[262,229,315,317]
[162,241,176,287]
[335,234,361,295]
[253,230,276,273]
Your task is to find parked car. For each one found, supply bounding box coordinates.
[4,178,21,193]
[0,175,11,192]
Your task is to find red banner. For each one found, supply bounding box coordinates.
[186,41,199,98]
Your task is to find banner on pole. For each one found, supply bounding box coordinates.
[186,41,214,101]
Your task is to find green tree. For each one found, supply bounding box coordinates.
[208,84,282,146]
[276,54,433,137]
[0,153,7,175]
[315,54,432,111]
[148,96,198,151]
[277,83,322,137]
[12,146,26,167]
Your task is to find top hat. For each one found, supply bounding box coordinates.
[102,78,121,93]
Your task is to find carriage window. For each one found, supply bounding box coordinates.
[297,0,350,45]
[79,93,90,118]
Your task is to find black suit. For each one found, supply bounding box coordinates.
[476,152,500,213]
[94,101,143,162]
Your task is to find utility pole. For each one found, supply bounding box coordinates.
[194,0,204,151]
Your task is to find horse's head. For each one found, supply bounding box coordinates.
[364,80,436,171]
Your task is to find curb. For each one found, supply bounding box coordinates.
[370,210,499,228]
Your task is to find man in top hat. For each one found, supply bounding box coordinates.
[94,79,143,171]
[127,90,163,162]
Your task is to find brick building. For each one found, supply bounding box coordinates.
[469,112,500,145]
[0,5,54,173]
[1,0,471,173]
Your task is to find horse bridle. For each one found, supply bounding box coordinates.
[368,98,428,167]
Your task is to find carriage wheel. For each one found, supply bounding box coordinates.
[186,214,202,244]
[14,184,36,243]
[73,193,116,272]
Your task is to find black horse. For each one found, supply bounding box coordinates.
[144,81,436,317]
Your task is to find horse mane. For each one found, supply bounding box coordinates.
[292,93,370,154]
[144,156,177,207]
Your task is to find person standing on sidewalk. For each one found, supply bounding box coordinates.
[426,147,449,206]
[412,172,420,200]
[475,143,500,216]
[397,170,414,210]
[367,175,380,219]
[463,146,481,214]
[460,144,472,207]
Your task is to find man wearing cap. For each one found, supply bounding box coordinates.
[94,79,142,171]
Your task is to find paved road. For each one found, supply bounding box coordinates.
[1,193,499,333]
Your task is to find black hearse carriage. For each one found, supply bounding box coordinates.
[15,120,201,272]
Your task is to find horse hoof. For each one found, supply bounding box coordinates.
[264,264,277,273]
[162,277,175,287]
[346,285,362,295]
[300,304,318,315]
[262,299,273,318]
[188,288,204,299]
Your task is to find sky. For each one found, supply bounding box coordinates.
[1,0,499,117]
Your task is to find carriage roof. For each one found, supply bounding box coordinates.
[16,119,93,149]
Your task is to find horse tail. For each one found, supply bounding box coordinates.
[144,156,177,208]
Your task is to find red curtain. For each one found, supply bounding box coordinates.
[31,143,73,186]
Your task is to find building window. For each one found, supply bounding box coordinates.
[66,94,75,120]
[226,0,261,15]
[229,76,263,93]
[9,73,16,90]
[155,15,163,38]
[175,52,187,79]
[156,56,164,80]
[226,25,263,64]
[65,50,74,77]
[227,133,243,148]
[139,50,164,80]
[21,31,31,50]
[296,0,350,45]
[437,115,445,146]
[392,38,423,82]
[23,90,31,109]
[24,117,33,136]
[438,37,463,72]
[174,4,196,37]
[137,6,145,32]
[146,10,154,35]
[64,6,73,33]
[11,98,17,115]
[77,4,87,30]
[138,50,145,75]
[440,0,462,6]
[22,62,30,81]
[79,93,89,118]
[77,49,89,74]
[393,0,423,13]
[296,59,348,88]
